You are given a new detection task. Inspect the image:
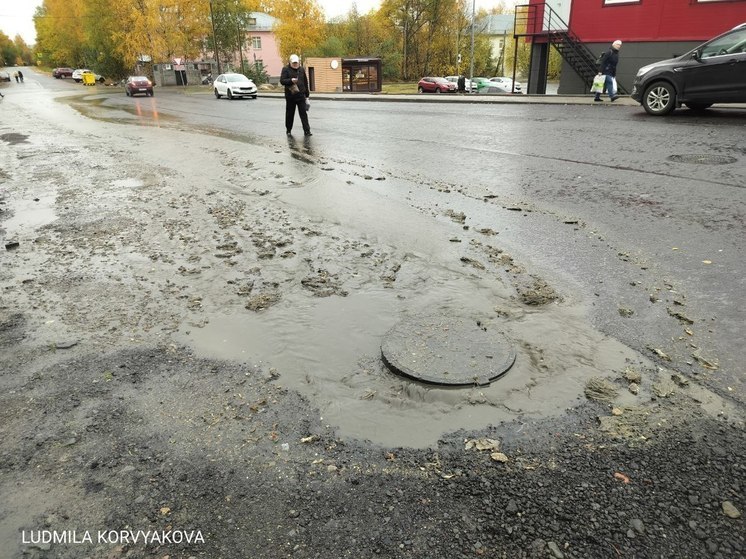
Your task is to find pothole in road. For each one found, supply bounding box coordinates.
[667,154,737,165]
[0,133,29,145]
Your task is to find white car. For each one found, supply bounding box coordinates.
[444,75,476,92]
[488,76,522,93]
[213,73,258,99]
[72,68,104,83]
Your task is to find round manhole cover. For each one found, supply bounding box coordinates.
[381,315,516,386]
[667,154,737,165]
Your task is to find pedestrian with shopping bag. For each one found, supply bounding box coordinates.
[594,40,622,102]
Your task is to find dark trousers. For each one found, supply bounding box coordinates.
[285,95,310,134]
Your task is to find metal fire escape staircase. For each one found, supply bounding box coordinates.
[514,3,628,94]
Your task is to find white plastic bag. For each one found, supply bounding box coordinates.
[591,74,605,93]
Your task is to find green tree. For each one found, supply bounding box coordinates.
[0,32,15,66]
[312,5,400,79]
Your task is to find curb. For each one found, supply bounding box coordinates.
[255,90,640,106]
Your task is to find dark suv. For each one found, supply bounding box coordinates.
[631,23,746,115]
[52,67,74,79]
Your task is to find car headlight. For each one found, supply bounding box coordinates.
[636,64,655,78]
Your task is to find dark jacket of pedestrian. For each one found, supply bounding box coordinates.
[598,43,621,77]
[280,54,311,136]
[457,75,466,93]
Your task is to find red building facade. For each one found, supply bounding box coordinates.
[526,0,746,93]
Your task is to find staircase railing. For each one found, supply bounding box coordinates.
[514,3,627,94]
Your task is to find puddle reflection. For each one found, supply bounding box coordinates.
[133,98,161,127]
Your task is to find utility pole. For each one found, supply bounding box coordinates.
[469,0,475,92]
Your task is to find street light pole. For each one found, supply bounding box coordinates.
[209,0,222,75]
[469,0,475,93]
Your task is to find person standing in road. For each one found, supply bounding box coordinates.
[17,70,24,83]
[457,75,466,94]
[280,54,311,136]
[594,40,622,102]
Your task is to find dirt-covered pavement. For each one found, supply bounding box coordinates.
[1,83,744,559]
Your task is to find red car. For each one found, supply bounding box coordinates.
[417,77,457,94]
[52,67,74,79]
[124,76,154,97]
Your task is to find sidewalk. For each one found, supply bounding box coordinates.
[257,90,640,106]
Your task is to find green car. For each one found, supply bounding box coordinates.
[472,77,493,91]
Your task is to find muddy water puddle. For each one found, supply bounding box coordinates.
[3,194,57,234]
[177,276,644,448]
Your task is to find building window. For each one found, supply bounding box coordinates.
[603,0,640,4]
[251,36,262,49]
[248,17,257,25]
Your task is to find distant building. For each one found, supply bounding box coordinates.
[194,12,283,81]
[478,14,515,70]
[241,12,283,80]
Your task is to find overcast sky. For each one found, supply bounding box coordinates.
[0,0,503,45]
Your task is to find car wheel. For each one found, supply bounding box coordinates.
[685,103,712,112]
[435,88,442,94]
[642,81,676,116]
[214,88,221,99]
[418,86,424,93]
[251,95,257,99]
[227,89,233,100]
[148,91,154,97]
[98,77,105,83]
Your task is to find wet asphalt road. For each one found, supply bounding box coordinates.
[38,74,746,402]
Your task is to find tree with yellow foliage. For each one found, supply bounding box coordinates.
[267,0,326,61]
[34,0,88,68]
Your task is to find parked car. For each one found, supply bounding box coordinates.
[478,84,511,94]
[471,77,493,91]
[0,71,10,82]
[213,73,258,99]
[489,76,522,93]
[631,22,746,115]
[72,69,104,83]
[52,67,74,79]
[444,75,476,92]
[124,76,154,97]
[471,77,511,94]
[417,77,457,93]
